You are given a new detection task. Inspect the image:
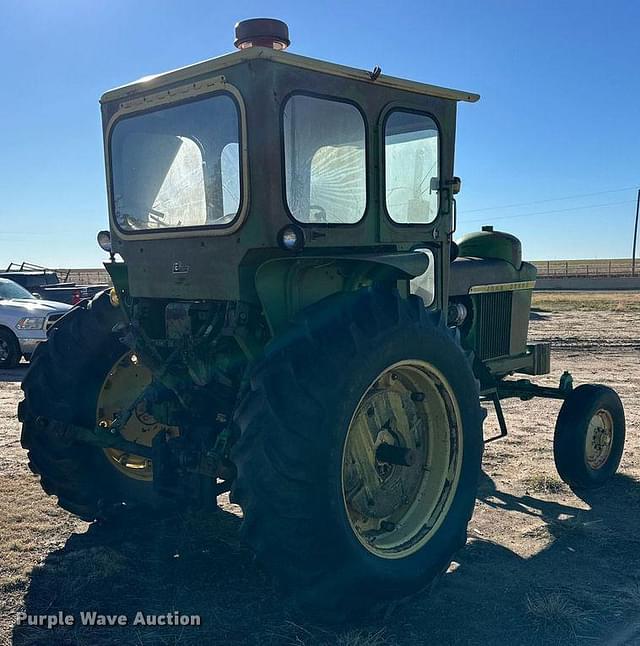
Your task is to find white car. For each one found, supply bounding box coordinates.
[0,278,72,369]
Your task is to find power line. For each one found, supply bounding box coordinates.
[464,199,636,224]
[464,185,639,213]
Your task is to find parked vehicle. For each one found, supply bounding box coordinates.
[19,18,626,618]
[0,278,71,368]
[0,262,108,305]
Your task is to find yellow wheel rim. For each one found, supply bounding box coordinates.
[341,360,463,559]
[585,409,614,470]
[97,352,178,481]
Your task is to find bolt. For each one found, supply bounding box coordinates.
[411,392,425,402]
[391,373,398,381]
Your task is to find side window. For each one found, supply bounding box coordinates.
[384,111,439,224]
[221,142,240,218]
[283,95,366,224]
[409,249,436,307]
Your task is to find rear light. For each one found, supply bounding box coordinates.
[72,290,82,305]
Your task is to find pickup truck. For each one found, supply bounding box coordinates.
[0,278,72,368]
[0,262,108,305]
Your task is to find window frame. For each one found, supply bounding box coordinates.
[280,91,370,228]
[106,87,247,238]
[381,107,442,227]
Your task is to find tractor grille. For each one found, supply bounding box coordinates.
[45,313,64,332]
[477,292,512,360]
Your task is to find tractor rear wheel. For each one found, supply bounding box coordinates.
[20,292,178,520]
[231,290,484,619]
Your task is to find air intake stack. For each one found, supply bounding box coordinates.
[234,18,290,51]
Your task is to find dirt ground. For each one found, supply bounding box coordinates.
[1,293,639,645]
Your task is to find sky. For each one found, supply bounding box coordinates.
[0,0,639,268]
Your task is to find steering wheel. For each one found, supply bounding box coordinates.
[309,204,327,223]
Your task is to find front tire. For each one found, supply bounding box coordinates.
[554,384,625,489]
[0,328,21,369]
[231,290,484,619]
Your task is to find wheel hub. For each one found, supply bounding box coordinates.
[585,409,614,470]
[0,340,9,362]
[341,361,462,559]
[97,353,179,481]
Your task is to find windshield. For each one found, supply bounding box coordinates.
[0,278,35,300]
[109,93,242,232]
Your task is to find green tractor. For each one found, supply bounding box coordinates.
[19,19,625,617]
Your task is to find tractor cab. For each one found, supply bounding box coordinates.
[100,18,477,318]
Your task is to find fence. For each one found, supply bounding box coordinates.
[532,259,638,279]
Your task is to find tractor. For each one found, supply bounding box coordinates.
[19,19,626,618]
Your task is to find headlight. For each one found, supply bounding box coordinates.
[277,224,305,252]
[97,230,112,253]
[16,317,45,330]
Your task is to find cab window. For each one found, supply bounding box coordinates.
[110,93,242,232]
[283,94,366,224]
[384,110,439,224]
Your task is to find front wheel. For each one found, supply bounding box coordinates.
[231,290,484,619]
[554,384,625,489]
[0,328,21,369]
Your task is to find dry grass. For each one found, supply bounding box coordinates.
[526,591,595,638]
[532,290,640,312]
[522,474,565,495]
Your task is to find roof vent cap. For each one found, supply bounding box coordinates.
[234,18,290,51]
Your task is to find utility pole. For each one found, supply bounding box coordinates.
[633,189,640,277]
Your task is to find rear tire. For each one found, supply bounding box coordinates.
[20,292,176,520]
[554,384,625,490]
[0,328,21,369]
[231,289,484,620]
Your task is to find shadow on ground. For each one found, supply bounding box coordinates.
[0,365,28,383]
[13,472,640,646]
[529,309,551,321]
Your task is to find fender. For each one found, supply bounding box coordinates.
[255,251,430,335]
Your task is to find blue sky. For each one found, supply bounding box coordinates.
[1,0,639,267]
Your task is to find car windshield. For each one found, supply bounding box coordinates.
[0,278,35,300]
[109,93,242,232]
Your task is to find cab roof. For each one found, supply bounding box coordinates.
[101,46,480,105]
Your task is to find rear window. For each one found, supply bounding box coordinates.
[109,93,242,232]
[283,94,366,224]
